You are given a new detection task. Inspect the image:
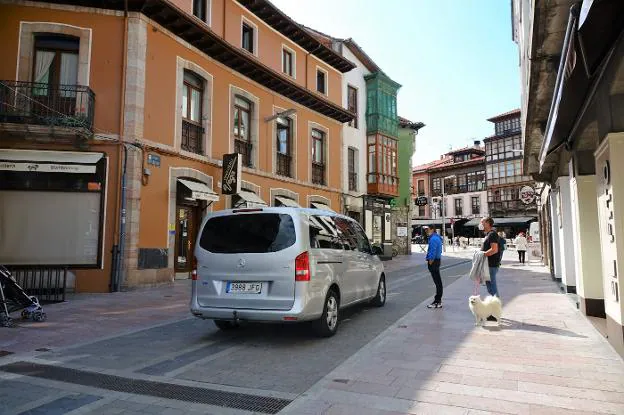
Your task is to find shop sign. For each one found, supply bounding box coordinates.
[415,196,428,206]
[519,185,536,205]
[221,153,242,195]
[0,162,96,174]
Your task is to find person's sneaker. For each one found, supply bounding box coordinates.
[427,302,443,309]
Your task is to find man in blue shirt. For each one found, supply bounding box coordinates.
[424,226,443,308]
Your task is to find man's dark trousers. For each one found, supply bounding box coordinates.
[428,259,443,303]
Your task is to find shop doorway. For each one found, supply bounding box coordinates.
[174,204,199,274]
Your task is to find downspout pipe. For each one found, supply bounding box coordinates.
[115,145,129,292]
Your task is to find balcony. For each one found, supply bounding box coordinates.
[0,80,95,137]
[348,171,358,192]
[367,173,399,197]
[312,163,326,186]
[234,138,252,167]
[181,120,204,155]
[276,152,291,177]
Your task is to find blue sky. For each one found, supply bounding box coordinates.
[271,0,521,165]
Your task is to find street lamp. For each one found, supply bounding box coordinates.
[441,174,456,252]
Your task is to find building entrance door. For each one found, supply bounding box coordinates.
[174,204,198,275]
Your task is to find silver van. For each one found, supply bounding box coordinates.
[190,207,386,337]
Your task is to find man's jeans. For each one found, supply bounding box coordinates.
[486,266,499,297]
[428,259,443,303]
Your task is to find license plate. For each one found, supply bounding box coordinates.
[227,282,262,294]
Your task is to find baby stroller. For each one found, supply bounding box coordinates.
[0,265,46,327]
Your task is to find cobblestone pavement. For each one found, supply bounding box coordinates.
[282,255,624,415]
[0,253,472,414]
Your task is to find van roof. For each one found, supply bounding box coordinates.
[210,206,348,219]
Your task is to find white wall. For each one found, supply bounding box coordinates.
[549,189,563,280]
[438,191,488,218]
[556,176,577,290]
[570,175,604,301]
[341,46,370,198]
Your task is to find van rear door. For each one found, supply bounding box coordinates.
[195,211,300,310]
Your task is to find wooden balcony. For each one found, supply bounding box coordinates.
[367,173,399,197]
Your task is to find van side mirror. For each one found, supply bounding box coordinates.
[371,245,383,256]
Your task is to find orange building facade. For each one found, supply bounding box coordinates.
[0,0,354,292]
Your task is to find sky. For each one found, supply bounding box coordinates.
[271,0,521,166]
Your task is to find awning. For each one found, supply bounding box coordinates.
[464,217,536,227]
[237,190,268,208]
[0,149,104,174]
[178,179,219,202]
[311,202,335,212]
[275,196,300,207]
[412,218,452,226]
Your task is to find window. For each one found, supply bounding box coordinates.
[276,117,292,177]
[193,0,208,23]
[199,214,295,254]
[454,198,463,216]
[181,70,204,154]
[417,179,425,196]
[367,135,398,186]
[347,85,358,128]
[282,47,294,77]
[242,22,255,54]
[418,205,426,217]
[316,68,327,94]
[432,177,441,194]
[233,96,252,166]
[311,129,325,185]
[33,35,80,96]
[309,215,342,250]
[348,147,357,192]
[346,219,372,254]
[471,196,480,215]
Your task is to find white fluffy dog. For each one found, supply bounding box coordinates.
[469,295,502,326]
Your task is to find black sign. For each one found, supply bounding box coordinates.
[221,153,241,195]
[415,196,428,206]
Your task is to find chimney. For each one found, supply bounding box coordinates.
[473,140,481,148]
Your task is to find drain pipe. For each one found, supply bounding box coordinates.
[114,145,129,292]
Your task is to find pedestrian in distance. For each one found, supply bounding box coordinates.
[514,231,528,264]
[424,226,443,309]
[480,217,501,298]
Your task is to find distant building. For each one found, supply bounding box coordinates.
[483,109,537,235]
[412,143,487,237]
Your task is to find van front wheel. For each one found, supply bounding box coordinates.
[213,320,239,330]
[315,290,339,337]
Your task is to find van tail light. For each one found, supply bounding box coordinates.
[295,251,310,282]
[191,256,198,281]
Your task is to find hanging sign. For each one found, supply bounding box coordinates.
[415,196,428,206]
[221,153,242,195]
[519,185,536,205]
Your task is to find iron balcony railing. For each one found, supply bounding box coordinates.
[234,139,252,167]
[182,120,204,155]
[0,80,95,131]
[312,163,326,186]
[348,171,358,191]
[276,152,291,177]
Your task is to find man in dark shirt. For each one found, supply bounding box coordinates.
[480,217,501,297]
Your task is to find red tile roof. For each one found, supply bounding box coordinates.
[413,156,453,172]
[487,109,521,122]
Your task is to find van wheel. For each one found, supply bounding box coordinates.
[315,290,339,337]
[371,275,386,307]
[213,320,239,330]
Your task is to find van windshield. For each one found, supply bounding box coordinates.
[199,213,296,253]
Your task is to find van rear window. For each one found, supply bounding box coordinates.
[199,213,296,253]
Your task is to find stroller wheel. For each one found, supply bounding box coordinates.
[32,312,46,322]
[1,314,14,328]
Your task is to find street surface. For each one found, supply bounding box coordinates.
[0,253,471,414]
